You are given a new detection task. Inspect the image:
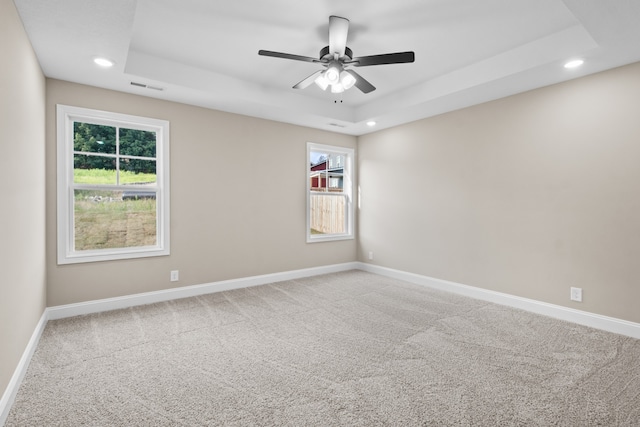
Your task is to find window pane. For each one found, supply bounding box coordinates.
[74,122,116,154]
[310,151,327,191]
[74,189,157,250]
[120,158,156,183]
[309,194,345,235]
[310,150,345,193]
[310,151,327,167]
[120,128,157,158]
[74,154,117,184]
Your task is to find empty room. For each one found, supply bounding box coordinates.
[2,0,639,425]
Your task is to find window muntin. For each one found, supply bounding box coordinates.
[307,143,354,242]
[57,105,170,264]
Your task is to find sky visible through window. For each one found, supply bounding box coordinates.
[310,151,325,164]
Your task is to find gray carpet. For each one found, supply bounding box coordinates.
[5,270,640,426]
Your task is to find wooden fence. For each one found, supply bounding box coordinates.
[310,194,346,234]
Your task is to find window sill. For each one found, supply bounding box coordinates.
[58,246,169,265]
[306,234,355,244]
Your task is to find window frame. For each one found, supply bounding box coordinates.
[56,104,170,264]
[306,142,354,243]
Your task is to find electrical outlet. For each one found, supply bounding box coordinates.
[368,251,374,260]
[570,287,582,302]
[170,270,179,282]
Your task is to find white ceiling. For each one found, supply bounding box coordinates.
[13,0,640,135]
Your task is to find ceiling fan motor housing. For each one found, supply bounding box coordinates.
[320,45,353,61]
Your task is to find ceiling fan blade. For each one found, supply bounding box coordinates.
[293,70,323,89]
[351,51,415,67]
[344,70,376,94]
[258,50,320,63]
[329,16,349,58]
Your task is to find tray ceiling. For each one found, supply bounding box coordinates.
[14,0,640,135]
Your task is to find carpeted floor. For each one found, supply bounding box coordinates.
[5,270,640,426]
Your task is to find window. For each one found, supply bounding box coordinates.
[56,105,170,264]
[307,142,354,242]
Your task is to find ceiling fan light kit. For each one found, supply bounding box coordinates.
[330,81,345,94]
[313,64,356,93]
[259,15,415,96]
[340,71,356,89]
[324,65,340,85]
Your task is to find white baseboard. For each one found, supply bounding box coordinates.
[3,261,638,426]
[0,311,48,427]
[47,262,359,320]
[357,262,640,340]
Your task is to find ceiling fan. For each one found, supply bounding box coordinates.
[258,16,415,94]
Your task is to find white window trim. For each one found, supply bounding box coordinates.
[56,104,170,264]
[307,142,354,243]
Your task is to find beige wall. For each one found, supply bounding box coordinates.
[358,62,640,323]
[4,1,640,405]
[46,80,357,306]
[0,0,47,401]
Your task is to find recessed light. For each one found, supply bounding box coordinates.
[564,59,584,69]
[366,121,376,127]
[93,57,114,68]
